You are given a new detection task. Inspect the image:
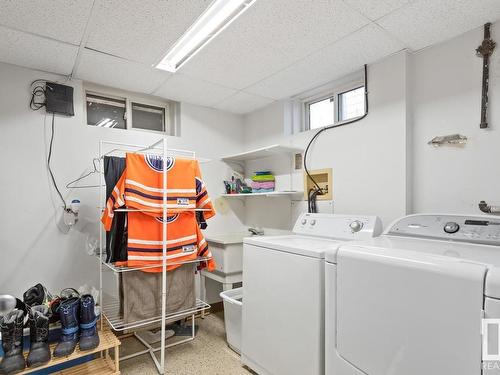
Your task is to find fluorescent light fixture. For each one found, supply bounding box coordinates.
[155,0,256,72]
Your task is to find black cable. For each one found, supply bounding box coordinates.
[30,84,46,110]
[308,188,322,213]
[304,64,369,212]
[29,79,60,111]
[48,113,67,210]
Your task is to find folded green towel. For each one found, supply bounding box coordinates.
[251,174,275,182]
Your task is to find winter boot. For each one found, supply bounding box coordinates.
[26,305,51,368]
[53,297,79,357]
[78,295,99,351]
[0,309,26,374]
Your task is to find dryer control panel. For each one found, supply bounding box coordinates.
[293,213,383,241]
[387,214,500,246]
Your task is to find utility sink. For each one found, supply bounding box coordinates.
[206,233,249,275]
[206,229,292,275]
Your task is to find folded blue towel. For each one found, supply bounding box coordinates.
[252,188,275,193]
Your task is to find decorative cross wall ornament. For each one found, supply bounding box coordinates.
[476,22,496,129]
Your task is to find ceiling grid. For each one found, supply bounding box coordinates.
[0,0,499,113]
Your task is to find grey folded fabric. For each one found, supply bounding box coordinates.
[121,264,196,331]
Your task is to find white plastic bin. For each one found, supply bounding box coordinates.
[220,287,243,354]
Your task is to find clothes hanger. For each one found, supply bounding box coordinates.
[67,148,161,189]
[66,158,103,189]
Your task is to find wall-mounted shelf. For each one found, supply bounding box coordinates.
[221,144,302,163]
[221,191,303,199]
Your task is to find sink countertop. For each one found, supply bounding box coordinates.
[206,229,293,245]
[205,233,250,245]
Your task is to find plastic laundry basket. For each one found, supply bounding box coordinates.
[220,287,243,354]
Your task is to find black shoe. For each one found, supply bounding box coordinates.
[53,297,80,357]
[26,305,51,368]
[0,309,26,374]
[23,284,46,308]
[79,295,99,351]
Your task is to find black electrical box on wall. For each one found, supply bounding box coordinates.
[45,82,74,116]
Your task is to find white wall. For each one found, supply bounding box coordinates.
[242,52,410,228]
[0,62,246,297]
[241,21,500,230]
[411,21,500,214]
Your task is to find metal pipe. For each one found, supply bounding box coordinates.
[99,140,103,331]
[101,140,195,157]
[160,137,168,374]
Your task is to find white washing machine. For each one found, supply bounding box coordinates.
[326,214,500,375]
[242,213,382,375]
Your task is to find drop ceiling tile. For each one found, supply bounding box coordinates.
[180,0,370,90]
[75,48,170,93]
[0,0,94,45]
[153,73,237,107]
[343,0,414,21]
[246,24,404,100]
[377,0,500,51]
[86,0,210,65]
[214,91,275,114]
[0,26,78,75]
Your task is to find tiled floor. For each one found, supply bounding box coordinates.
[119,312,251,375]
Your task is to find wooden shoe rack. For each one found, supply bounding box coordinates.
[19,325,120,375]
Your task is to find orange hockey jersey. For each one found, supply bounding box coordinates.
[101,153,216,272]
[118,211,214,272]
[102,154,215,226]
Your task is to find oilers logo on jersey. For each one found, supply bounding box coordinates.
[145,154,175,172]
[155,214,179,223]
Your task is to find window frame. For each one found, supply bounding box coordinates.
[130,101,168,134]
[83,83,179,136]
[305,94,335,131]
[299,75,365,133]
[85,91,128,129]
[337,85,365,123]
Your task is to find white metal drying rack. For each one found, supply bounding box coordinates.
[98,138,211,374]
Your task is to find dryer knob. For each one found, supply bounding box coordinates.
[444,222,460,234]
[350,220,363,232]
[301,219,307,225]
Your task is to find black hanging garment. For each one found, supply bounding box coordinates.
[103,156,127,263]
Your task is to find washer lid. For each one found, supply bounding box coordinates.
[244,235,340,258]
[339,235,500,266]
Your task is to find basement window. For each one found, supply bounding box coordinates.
[303,84,365,132]
[289,72,366,135]
[84,85,179,135]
